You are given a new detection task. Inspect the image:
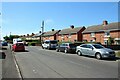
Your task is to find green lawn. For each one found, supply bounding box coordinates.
[115,51,120,57]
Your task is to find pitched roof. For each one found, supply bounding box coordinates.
[59,26,85,35]
[83,22,120,34]
[43,30,60,37]
[33,33,42,37]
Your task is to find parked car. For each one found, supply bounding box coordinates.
[0,50,6,59]
[12,42,25,52]
[42,40,58,49]
[76,44,115,59]
[1,41,8,46]
[56,43,76,53]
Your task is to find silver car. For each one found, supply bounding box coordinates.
[76,44,115,59]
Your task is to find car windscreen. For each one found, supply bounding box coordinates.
[44,41,49,44]
[16,43,24,46]
[17,41,22,42]
[93,44,104,49]
[50,41,57,44]
[69,44,76,48]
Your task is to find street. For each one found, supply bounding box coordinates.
[13,46,118,78]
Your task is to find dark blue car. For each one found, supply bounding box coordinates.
[1,41,8,46]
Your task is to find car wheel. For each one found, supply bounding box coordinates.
[47,47,50,50]
[14,49,17,52]
[42,46,44,49]
[56,48,59,52]
[64,49,67,53]
[77,51,82,56]
[96,53,102,60]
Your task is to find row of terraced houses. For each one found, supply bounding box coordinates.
[32,20,120,45]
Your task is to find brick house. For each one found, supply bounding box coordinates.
[57,25,86,42]
[82,21,120,45]
[42,29,61,41]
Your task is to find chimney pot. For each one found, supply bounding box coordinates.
[70,25,74,29]
[103,20,108,25]
[52,29,54,31]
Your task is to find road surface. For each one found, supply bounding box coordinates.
[14,46,119,79]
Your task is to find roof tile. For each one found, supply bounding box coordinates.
[83,22,120,33]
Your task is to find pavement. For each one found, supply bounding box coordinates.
[2,46,21,79]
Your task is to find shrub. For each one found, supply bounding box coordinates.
[116,51,120,57]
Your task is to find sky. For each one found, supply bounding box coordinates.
[0,2,119,40]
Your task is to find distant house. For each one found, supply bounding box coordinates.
[20,33,37,40]
[82,20,120,45]
[32,32,43,40]
[42,29,61,41]
[58,25,86,42]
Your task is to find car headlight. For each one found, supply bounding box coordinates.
[105,52,109,54]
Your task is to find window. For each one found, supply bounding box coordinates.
[50,41,57,44]
[61,35,64,38]
[87,45,93,49]
[68,34,71,38]
[80,44,87,48]
[93,44,104,49]
[45,41,49,44]
[104,31,110,37]
[90,33,95,37]
[104,40,108,45]
[69,44,76,47]
[90,40,93,42]
[65,44,68,46]
[60,44,64,47]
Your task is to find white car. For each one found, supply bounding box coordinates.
[42,40,58,49]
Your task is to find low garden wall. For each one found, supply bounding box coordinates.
[103,45,120,50]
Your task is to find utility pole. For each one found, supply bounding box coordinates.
[0,26,1,41]
[41,20,44,44]
[41,20,44,34]
[10,32,11,36]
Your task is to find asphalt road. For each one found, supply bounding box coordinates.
[13,46,119,79]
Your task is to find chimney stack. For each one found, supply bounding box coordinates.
[70,25,74,29]
[52,29,55,31]
[103,20,108,25]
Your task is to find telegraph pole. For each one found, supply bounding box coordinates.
[41,20,44,34]
[41,20,44,43]
[0,26,1,41]
[0,12,1,41]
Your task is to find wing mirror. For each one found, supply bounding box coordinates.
[91,47,94,50]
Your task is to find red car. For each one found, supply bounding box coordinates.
[12,42,25,52]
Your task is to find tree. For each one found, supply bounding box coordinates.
[3,36,10,41]
[3,35,20,42]
[108,37,114,45]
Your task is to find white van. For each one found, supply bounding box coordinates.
[13,38,23,44]
[42,40,58,49]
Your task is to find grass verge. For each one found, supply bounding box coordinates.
[115,51,120,57]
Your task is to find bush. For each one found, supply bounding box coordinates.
[28,42,38,46]
[58,41,72,44]
[116,51,120,57]
[26,40,41,46]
